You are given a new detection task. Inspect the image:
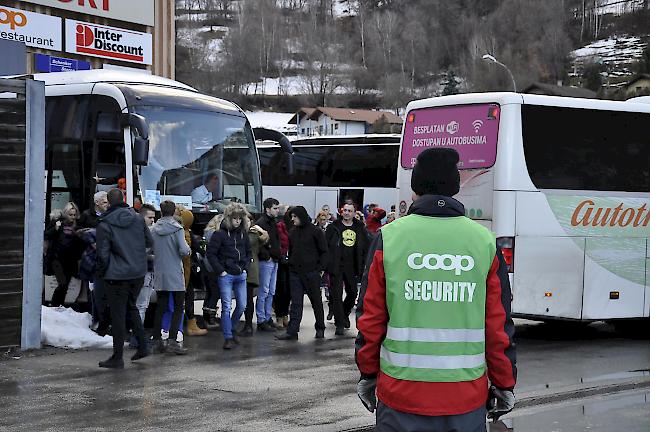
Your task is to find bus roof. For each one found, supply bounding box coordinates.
[406,92,650,114]
[32,69,196,92]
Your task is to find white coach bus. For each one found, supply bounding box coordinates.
[259,134,400,216]
[397,93,650,323]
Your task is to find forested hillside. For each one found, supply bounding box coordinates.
[175,0,650,111]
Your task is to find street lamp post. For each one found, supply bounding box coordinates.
[482,54,517,92]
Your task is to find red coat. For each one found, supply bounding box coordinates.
[365,208,386,234]
[277,221,290,257]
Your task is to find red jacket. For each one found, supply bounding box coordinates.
[355,195,516,416]
[365,208,386,234]
[277,221,290,257]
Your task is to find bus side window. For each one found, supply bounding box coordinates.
[45,95,91,216]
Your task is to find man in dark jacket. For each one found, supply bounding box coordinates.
[96,188,153,369]
[78,191,109,229]
[255,197,281,331]
[276,206,328,340]
[326,203,369,335]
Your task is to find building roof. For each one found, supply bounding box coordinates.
[624,73,650,88]
[290,106,402,125]
[311,106,403,124]
[522,82,597,99]
[289,107,317,124]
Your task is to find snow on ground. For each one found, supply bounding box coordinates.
[41,306,112,349]
[571,36,645,63]
[243,75,355,96]
[245,111,297,135]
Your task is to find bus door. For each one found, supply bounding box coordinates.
[87,95,126,201]
[315,189,337,218]
[45,94,91,217]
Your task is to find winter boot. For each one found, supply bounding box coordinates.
[276,317,284,328]
[203,308,218,329]
[223,339,235,350]
[99,355,124,369]
[282,316,289,328]
[241,324,253,337]
[275,332,298,341]
[167,340,188,355]
[187,318,208,336]
[335,327,345,336]
[315,329,325,339]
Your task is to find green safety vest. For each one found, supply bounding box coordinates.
[380,214,496,383]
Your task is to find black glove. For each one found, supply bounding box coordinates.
[357,377,377,413]
[486,386,515,421]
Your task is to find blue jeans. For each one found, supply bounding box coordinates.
[218,272,247,339]
[256,260,278,323]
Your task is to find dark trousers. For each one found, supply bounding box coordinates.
[51,259,74,307]
[185,282,195,320]
[376,401,487,432]
[92,278,112,333]
[287,271,325,335]
[105,277,146,359]
[244,283,256,326]
[330,268,358,327]
[203,272,220,311]
[274,262,291,317]
[153,291,184,341]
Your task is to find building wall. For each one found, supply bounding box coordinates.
[0,0,175,78]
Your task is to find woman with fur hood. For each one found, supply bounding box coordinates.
[206,203,252,349]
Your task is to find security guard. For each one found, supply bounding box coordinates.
[355,148,516,431]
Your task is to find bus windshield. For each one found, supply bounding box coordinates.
[134,106,261,214]
[401,104,500,170]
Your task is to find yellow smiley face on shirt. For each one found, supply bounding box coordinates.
[342,229,356,247]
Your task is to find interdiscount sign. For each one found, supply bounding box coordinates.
[65,20,152,64]
[0,6,62,50]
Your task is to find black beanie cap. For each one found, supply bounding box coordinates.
[410,148,461,197]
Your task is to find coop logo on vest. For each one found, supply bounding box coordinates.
[65,20,152,65]
[407,253,474,275]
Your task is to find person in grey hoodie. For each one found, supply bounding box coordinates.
[150,200,191,355]
[96,189,153,369]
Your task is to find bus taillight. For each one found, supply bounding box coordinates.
[497,237,514,273]
[487,105,500,120]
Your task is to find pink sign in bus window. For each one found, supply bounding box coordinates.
[401,104,500,169]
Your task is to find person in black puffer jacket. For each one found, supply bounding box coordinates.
[206,203,252,349]
[275,206,328,341]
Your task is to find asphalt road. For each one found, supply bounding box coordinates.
[1,310,649,432]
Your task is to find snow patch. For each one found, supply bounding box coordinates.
[245,111,297,135]
[41,306,112,349]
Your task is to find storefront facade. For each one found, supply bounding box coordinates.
[0,0,174,78]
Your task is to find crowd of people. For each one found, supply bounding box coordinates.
[43,190,395,365]
[42,148,517,429]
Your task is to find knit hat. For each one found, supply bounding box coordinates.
[410,148,460,197]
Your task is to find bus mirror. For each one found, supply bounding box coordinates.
[133,136,149,166]
[253,127,295,174]
[121,113,149,140]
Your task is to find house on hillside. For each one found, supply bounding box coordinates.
[522,82,597,99]
[290,107,403,137]
[623,74,650,98]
